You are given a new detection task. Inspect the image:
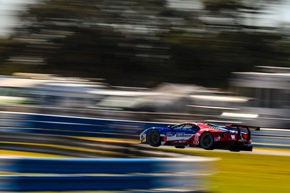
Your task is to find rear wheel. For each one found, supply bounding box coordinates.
[199,132,214,150]
[146,130,161,147]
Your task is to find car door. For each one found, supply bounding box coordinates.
[175,124,196,140]
[166,124,194,141]
[164,124,183,141]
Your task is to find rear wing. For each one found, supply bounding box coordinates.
[226,124,252,141]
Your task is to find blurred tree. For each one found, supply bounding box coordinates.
[2,0,290,87]
[161,0,289,86]
[0,38,30,74]
[6,0,176,86]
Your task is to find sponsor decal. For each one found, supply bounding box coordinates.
[176,133,192,137]
[165,132,175,137]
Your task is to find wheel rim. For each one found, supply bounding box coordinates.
[150,132,159,145]
[202,135,212,147]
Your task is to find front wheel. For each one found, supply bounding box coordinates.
[146,130,161,147]
[199,132,215,150]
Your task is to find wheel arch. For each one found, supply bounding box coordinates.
[146,129,161,147]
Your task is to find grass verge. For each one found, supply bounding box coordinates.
[167,148,290,193]
[1,149,70,158]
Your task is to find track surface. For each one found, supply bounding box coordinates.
[1,130,290,158]
[137,144,290,157]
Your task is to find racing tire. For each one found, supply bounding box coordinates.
[146,130,161,147]
[199,132,215,150]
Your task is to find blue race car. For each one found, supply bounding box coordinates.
[140,122,252,151]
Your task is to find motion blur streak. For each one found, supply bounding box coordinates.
[0,0,290,192]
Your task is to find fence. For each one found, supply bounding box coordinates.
[0,156,217,192]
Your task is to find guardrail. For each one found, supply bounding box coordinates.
[251,128,290,149]
[0,111,168,138]
[0,157,217,192]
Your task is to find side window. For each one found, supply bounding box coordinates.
[181,124,199,133]
[182,124,193,130]
[172,124,185,129]
[191,125,200,133]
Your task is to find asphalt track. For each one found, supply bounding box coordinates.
[137,144,290,157]
[79,137,290,157]
[1,130,290,158]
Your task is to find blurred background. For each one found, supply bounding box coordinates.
[1,0,290,192]
[0,0,290,128]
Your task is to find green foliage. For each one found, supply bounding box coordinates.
[1,0,289,87]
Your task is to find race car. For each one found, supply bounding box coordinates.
[140,122,252,151]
